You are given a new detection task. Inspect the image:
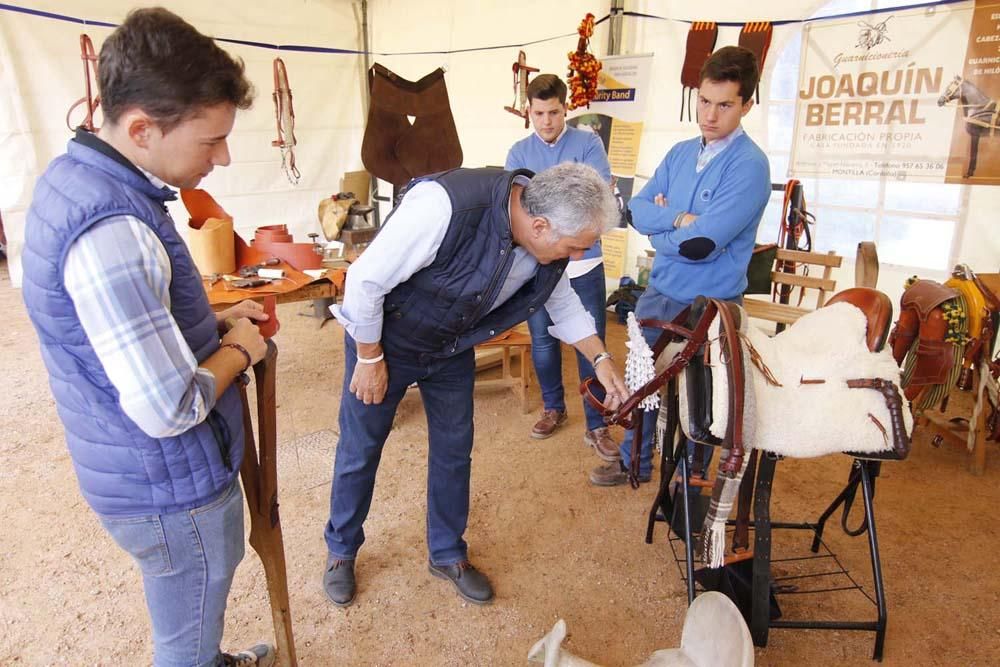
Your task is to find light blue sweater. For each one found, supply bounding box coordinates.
[630,132,770,303]
[506,125,612,261]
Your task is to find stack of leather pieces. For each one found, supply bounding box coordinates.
[181,188,343,304]
[254,224,324,271]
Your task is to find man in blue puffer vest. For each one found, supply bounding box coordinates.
[322,163,629,607]
[22,9,274,667]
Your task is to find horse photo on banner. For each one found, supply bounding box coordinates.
[789,0,1000,185]
[943,0,1000,184]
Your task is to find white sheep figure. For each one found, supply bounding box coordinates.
[625,311,660,412]
[527,592,754,667]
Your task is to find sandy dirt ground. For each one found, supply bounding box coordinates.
[2,258,999,666]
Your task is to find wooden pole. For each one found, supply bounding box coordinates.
[238,340,298,666]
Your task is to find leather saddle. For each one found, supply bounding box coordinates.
[582,287,911,478]
[678,289,907,462]
[889,279,960,401]
[582,288,909,568]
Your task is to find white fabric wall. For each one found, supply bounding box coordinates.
[2,0,997,298]
[1,0,368,286]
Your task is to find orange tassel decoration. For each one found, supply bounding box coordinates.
[567,13,601,110]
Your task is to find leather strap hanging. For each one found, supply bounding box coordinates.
[774,180,815,306]
[272,58,300,185]
[738,22,773,104]
[679,22,718,122]
[66,34,100,132]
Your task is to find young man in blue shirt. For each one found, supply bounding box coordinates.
[506,75,620,461]
[590,46,771,486]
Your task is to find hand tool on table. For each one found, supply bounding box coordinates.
[232,278,273,289]
[239,258,282,278]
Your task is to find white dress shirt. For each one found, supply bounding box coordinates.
[331,179,597,346]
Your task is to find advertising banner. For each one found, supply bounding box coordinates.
[790,1,1000,185]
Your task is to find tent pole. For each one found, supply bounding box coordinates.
[358,0,381,227]
[607,0,624,56]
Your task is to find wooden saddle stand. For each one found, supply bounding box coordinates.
[582,288,910,662]
[238,340,298,666]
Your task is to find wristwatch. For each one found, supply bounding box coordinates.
[592,351,613,368]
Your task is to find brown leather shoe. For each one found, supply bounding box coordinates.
[531,409,567,439]
[589,461,651,486]
[583,427,620,462]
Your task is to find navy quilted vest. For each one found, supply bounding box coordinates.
[21,134,244,517]
[380,168,568,361]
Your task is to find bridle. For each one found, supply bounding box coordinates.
[65,34,100,132]
[272,58,301,185]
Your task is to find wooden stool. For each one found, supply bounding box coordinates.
[475,325,534,413]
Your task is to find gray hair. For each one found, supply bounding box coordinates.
[521,163,619,238]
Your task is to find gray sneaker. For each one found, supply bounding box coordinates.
[221,643,275,667]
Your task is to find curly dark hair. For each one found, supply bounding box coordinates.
[98,7,254,132]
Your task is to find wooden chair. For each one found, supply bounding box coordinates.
[474,324,534,413]
[743,249,843,326]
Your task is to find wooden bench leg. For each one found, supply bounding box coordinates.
[970,382,988,475]
[518,346,531,413]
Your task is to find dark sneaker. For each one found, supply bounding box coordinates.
[221,643,275,667]
[583,427,621,462]
[428,560,494,604]
[589,461,651,486]
[531,409,567,439]
[323,555,356,607]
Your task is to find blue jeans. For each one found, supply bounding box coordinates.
[620,289,742,478]
[325,336,476,565]
[527,264,608,431]
[99,480,245,667]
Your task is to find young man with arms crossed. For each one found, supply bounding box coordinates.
[590,46,771,487]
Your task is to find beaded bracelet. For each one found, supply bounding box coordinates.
[221,342,252,373]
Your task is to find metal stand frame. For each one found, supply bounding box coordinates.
[655,444,891,662]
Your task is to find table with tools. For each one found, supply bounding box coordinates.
[203,262,346,310]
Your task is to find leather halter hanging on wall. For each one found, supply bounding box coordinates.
[679,22,718,122]
[272,57,300,185]
[66,34,100,132]
[738,22,773,104]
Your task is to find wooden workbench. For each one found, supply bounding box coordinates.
[206,268,345,309]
